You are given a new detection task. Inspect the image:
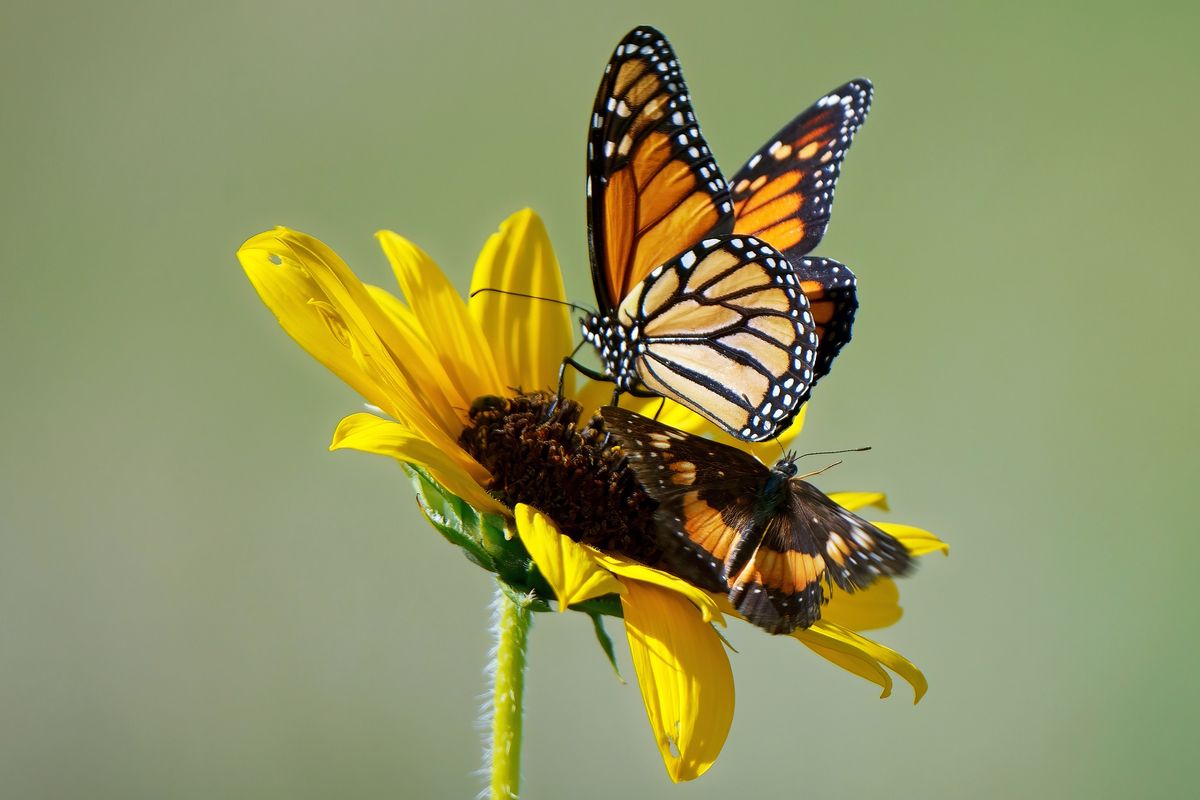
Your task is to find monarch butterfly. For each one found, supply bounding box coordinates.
[573,26,872,442]
[600,406,912,634]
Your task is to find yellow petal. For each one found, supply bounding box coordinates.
[469,210,574,393]
[799,638,893,696]
[587,549,724,625]
[827,491,889,513]
[746,404,807,461]
[614,396,807,464]
[873,522,950,556]
[238,231,390,411]
[621,580,735,783]
[244,228,470,445]
[574,377,618,418]
[376,230,505,403]
[513,505,625,610]
[330,413,506,516]
[794,620,927,703]
[365,283,466,414]
[821,578,903,632]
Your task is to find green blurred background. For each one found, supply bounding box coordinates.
[3,0,1197,797]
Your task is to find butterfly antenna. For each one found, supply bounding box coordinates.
[795,446,872,460]
[469,287,595,315]
[795,460,844,481]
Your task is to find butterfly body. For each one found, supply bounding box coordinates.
[600,406,912,634]
[580,27,873,441]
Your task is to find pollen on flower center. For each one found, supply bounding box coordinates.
[458,391,678,570]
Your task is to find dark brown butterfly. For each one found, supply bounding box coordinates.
[600,406,911,634]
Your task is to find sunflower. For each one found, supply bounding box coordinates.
[237,208,947,788]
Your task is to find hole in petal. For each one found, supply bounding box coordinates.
[268,253,283,265]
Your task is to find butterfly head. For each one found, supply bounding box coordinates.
[772,453,801,478]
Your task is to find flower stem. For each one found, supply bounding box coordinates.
[488,586,531,800]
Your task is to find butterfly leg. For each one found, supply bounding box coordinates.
[550,353,612,418]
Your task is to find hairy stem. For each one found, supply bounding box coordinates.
[487,586,531,800]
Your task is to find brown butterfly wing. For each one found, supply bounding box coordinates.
[587,26,734,312]
[599,406,762,592]
[728,477,913,634]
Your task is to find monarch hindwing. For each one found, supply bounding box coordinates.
[586,26,734,313]
[600,407,913,634]
[598,234,818,442]
[791,256,858,396]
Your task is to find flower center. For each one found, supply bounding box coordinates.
[458,391,672,568]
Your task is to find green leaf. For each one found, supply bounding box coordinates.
[406,464,495,570]
[588,612,624,683]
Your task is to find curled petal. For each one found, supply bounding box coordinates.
[241,228,466,443]
[330,413,505,516]
[827,491,889,513]
[238,231,391,413]
[469,210,573,393]
[822,578,902,632]
[794,620,928,703]
[621,580,735,782]
[376,230,505,403]
[873,522,950,556]
[587,549,724,625]
[513,505,625,610]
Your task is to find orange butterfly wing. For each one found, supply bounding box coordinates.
[730,79,872,259]
[586,26,734,311]
[729,79,872,394]
[600,407,913,635]
[621,236,819,441]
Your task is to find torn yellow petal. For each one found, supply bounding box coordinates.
[795,620,927,703]
[621,580,734,783]
[469,210,573,393]
[330,413,506,516]
[822,578,902,632]
[828,491,889,513]
[587,549,724,625]
[238,231,389,412]
[513,505,625,610]
[874,522,950,556]
[376,229,505,403]
[249,228,466,443]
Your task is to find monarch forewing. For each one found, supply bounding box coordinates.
[587,26,734,312]
[730,79,873,260]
